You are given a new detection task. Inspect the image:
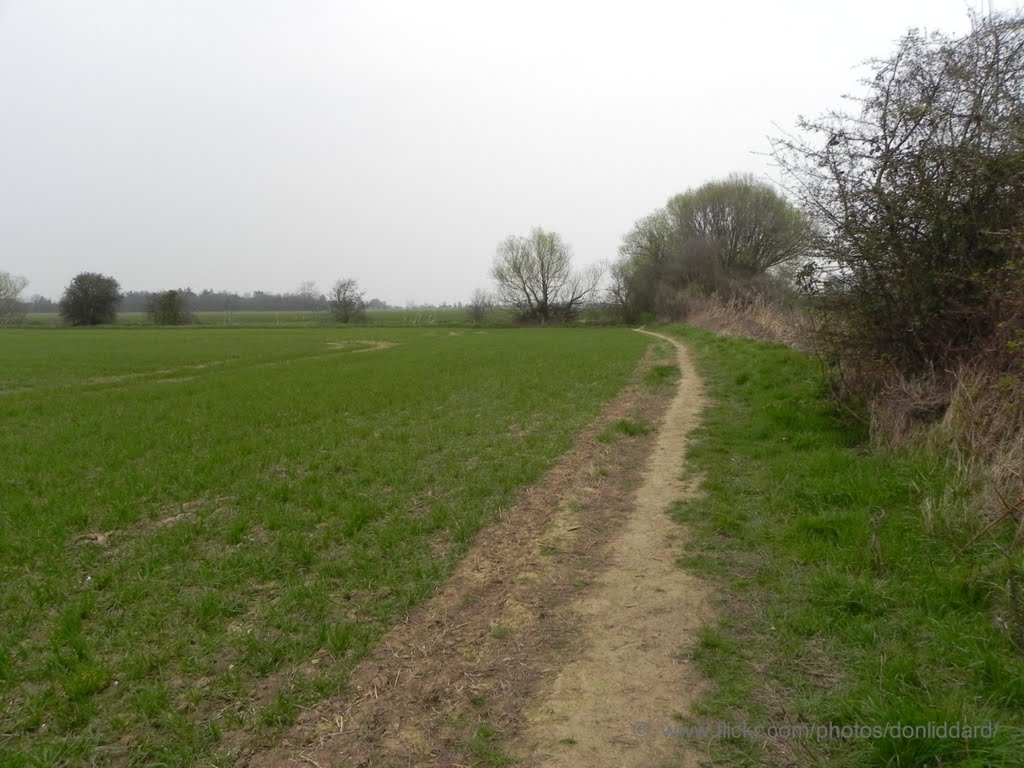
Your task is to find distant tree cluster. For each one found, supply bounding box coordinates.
[27,295,58,313]
[121,285,393,316]
[119,287,330,314]
[0,273,402,327]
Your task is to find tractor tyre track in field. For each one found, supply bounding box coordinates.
[245,330,711,768]
[0,340,394,396]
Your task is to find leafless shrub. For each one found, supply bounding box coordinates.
[466,289,492,326]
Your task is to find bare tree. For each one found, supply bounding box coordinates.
[466,288,492,326]
[607,259,640,323]
[491,227,602,323]
[0,271,29,325]
[328,278,366,323]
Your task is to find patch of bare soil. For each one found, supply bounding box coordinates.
[73,498,230,555]
[244,332,711,768]
[325,340,396,353]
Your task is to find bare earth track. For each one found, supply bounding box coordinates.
[246,331,711,768]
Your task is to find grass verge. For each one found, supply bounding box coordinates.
[664,325,1024,767]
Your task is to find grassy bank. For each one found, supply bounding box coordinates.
[665,325,1024,767]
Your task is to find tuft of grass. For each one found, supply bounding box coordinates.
[598,418,652,443]
[459,723,517,767]
[665,324,1024,767]
[643,363,680,389]
[489,625,511,640]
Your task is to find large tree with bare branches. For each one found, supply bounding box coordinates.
[0,271,28,325]
[491,228,602,323]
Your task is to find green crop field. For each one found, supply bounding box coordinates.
[0,326,649,766]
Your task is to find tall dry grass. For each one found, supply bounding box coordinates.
[682,292,811,350]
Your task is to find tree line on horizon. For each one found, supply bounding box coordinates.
[4,9,1022,363]
[0,278,401,326]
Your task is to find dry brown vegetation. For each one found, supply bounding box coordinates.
[680,291,809,350]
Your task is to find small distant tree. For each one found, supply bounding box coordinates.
[0,271,29,325]
[491,227,602,323]
[58,272,121,326]
[328,278,366,323]
[146,290,194,325]
[466,289,492,326]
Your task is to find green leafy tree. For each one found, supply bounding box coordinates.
[58,272,121,326]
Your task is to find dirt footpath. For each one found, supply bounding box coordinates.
[513,330,712,768]
[246,330,711,768]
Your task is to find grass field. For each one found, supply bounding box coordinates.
[0,326,649,766]
[666,326,1024,767]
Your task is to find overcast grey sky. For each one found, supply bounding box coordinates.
[0,1,990,303]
